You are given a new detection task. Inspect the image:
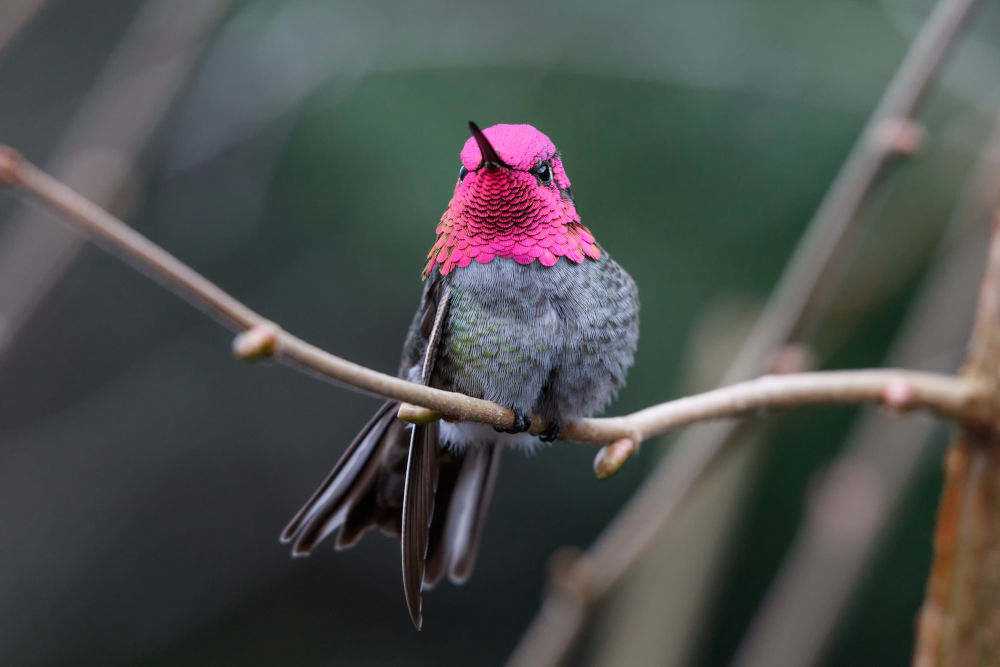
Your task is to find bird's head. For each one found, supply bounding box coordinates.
[424,122,600,277]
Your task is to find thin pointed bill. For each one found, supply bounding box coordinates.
[468,121,507,170]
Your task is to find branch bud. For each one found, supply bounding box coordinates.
[397,402,443,425]
[593,438,638,479]
[873,117,925,157]
[0,146,22,185]
[232,322,281,360]
[883,376,914,411]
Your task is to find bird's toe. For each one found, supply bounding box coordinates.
[495,410,532,434]
[538,421,561,442]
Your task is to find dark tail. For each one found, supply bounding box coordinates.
[423,445,502,586]
[281,401,502,628]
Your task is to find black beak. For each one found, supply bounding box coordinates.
[468,121,507,170]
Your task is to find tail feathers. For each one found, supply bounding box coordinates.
[334,481,378,549]
[422,452,464,588]
[423,445,502,588]
[446,445,502,583]
[281,401,405,555]
[282,399,503,630]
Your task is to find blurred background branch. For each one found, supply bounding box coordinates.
[0,0,230,356]
[731,108,1000,667]
[0,0,48,61]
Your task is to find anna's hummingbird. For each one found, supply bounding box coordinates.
[281,122,639,628]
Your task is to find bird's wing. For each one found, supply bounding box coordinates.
[401,419,439,630]
[401,282,451,629]
[281,273,452,556]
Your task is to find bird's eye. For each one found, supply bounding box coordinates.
[458,165,469,181]
[535,162,552,184]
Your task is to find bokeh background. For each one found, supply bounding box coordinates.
[1,1,999,665]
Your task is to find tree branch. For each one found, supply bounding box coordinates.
[0,0,48,61]
[1,147,996,456]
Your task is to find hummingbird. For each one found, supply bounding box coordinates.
[281,122,639,629]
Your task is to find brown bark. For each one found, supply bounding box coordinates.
[914,211,1000,666]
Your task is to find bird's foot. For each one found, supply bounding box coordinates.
[538,421,561,443]
[495,410,532,434]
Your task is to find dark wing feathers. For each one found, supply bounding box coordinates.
[283,272,502,628]
[282,275,449,559]
[419,285,451,384]
[400,421,439,630]
[400,284,451,628]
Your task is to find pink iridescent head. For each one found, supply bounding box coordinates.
[424,122,600,277]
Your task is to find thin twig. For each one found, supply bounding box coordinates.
[0,148,995,449]
[506,0,985,663]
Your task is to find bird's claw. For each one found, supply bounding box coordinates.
[538,421,561,442]
[495,410,531,434]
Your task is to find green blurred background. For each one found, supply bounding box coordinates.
[0,1,998,665]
